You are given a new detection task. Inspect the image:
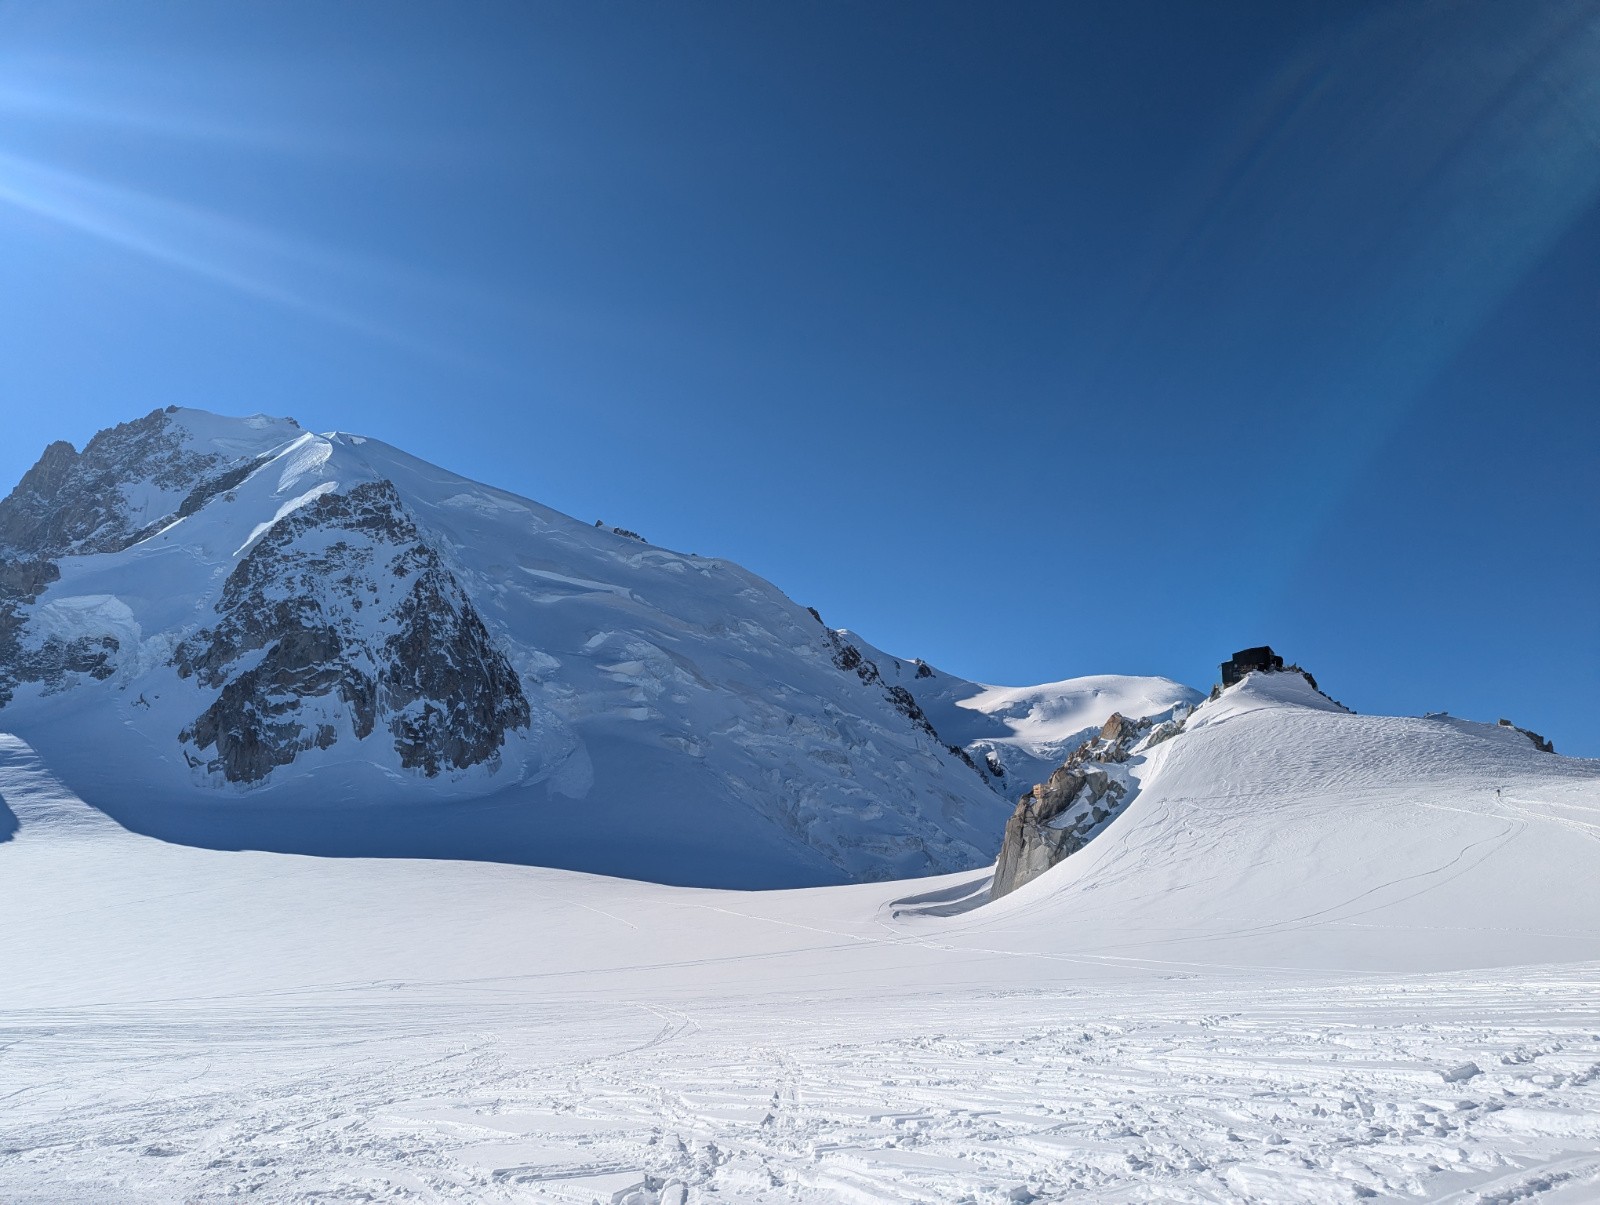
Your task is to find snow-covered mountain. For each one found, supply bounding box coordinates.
[0,407,1192,886]
[4,457,1595,1199]
[841,634,1199,795]
[1,631,1596,1202]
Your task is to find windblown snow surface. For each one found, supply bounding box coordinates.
[4,672,1598,1203]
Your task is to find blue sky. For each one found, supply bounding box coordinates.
[1,1,1596,753]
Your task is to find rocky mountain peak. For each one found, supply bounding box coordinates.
[172,478,530,785]
[4,408,226,558]
[0,408,315,711]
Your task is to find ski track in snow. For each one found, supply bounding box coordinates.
[4,675,1599,1202]
[2,973,1598,1204]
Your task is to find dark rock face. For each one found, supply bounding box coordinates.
[0,441,83,554]
[0,562,52,707]
[0,407,272,559]
[884,684,935,739]
[990,709,1184,900]
[0,409,287,707]
[1498,719,1555,754]
[0,558,122,706]
[173,479,530,784]
[826,630,880,686]
[384,557,530,777]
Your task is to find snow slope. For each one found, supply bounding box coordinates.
[841,629,1200,791]
[0,409,1185,887]
[3,669,1598,1201]
[960,671,1600,970]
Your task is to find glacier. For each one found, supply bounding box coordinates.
[0,406,1193,887]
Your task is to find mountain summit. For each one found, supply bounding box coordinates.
[0,407,1194,886]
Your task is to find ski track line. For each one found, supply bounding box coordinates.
[3,970,1599,1203]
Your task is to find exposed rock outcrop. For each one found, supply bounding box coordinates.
[826,629,881,686]
[0,560,61,703]
[173,479,530,784]
[991,707,1187,899]
[0,407,282,559]
[1498,719,1555,754]
[0,559,119,706]
[0,408,292,707]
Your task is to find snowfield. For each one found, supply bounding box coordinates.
[4,673,1598,1202]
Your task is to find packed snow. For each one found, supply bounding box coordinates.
[4,671,1597,1202]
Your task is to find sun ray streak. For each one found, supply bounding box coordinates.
[0,147,489,368]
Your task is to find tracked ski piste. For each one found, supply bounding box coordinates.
[3,675,1598,1202]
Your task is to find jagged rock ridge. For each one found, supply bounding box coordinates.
[1498,718,1556,754]
[0,407,292,560]
[0,408,303,708]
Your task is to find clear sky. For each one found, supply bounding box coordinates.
[1,1,1596,754]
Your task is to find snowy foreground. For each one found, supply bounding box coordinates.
[6,961,1599,1204]
[4,676,1600,1202]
